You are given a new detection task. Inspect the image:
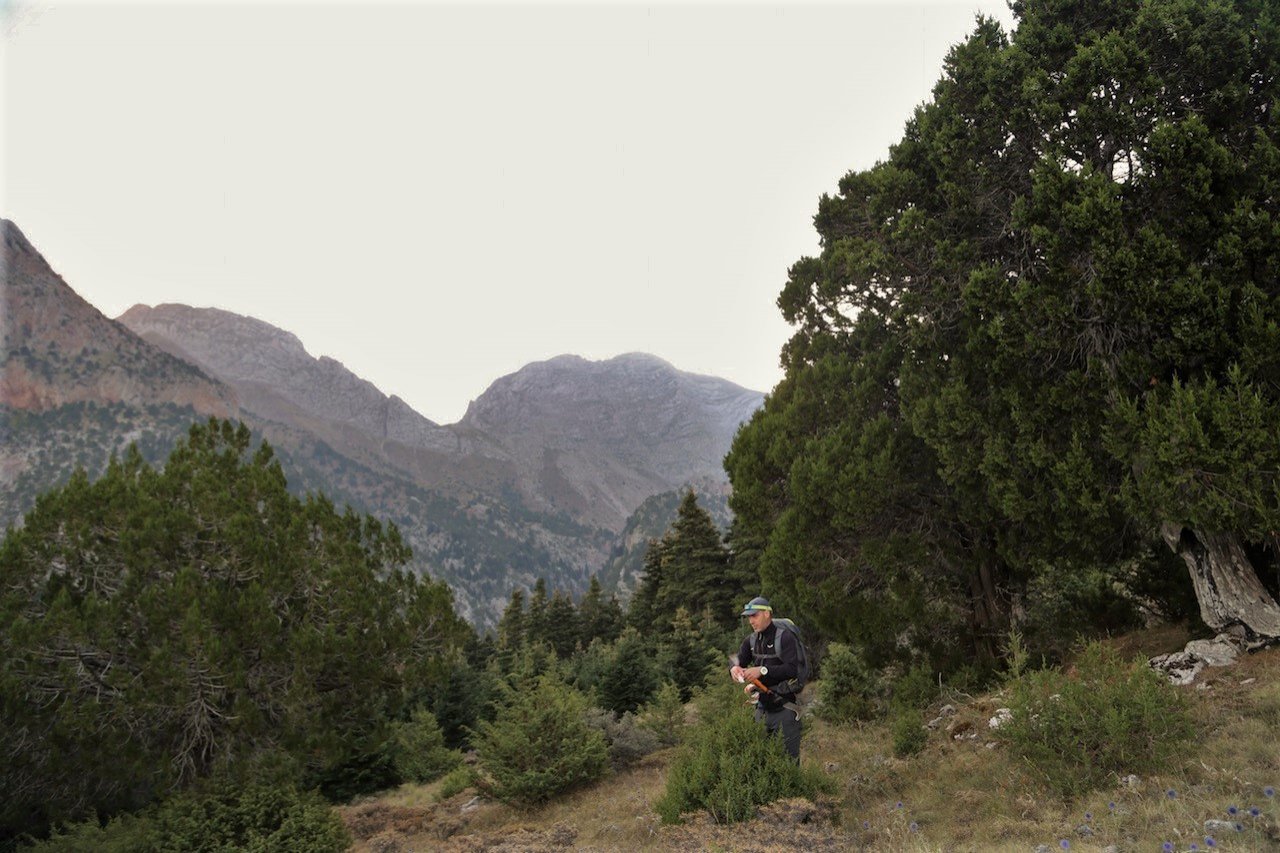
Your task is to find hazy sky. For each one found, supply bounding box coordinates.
[2,1,1014,424]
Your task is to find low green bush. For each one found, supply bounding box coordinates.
[471,674,608,807]
[389,707,463,784]
[890,711,927,758]
[33,782,350,852]
[655,682,832,825]
[995,641,1195,795]
[434,765,477,802]
[815,643,878,722]
[639,680,687,746]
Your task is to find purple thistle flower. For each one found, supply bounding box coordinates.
[1108,801,1116,811]
[1190,844,1199,851]
[895,801,903,810]
[1249,806,1261,817]
[1228,805,1239,815]
[909,822,919,832]
[862,820,870,830]
[1163,842,1174,852]
[1205,836,1217,847]
[1234,822,1244,832]
[1167,789,1178,799]
[1265,786,1275,798]
[1059,840,1070,850]
[1084,812,1093,822]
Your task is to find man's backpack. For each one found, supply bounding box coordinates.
[755,617,810,696]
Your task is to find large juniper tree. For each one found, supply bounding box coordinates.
[0,419,469,842]
[727,0,1280,662]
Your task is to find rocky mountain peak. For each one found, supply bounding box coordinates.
[1,220,235,415]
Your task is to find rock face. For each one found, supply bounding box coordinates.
[1,221,236,416]
[118,303,463,456]
[461,353,762,529]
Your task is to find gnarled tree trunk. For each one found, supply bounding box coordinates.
[1160,523,1280,641]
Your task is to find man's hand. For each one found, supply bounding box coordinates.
[741,666,764,681]
[730,664,746,683]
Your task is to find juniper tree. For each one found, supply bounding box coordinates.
[727,0,1280,661]
[0,419,469,842]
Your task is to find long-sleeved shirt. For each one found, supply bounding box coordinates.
[734,621,801,692]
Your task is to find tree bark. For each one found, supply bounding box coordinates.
[1160,523,1280,640]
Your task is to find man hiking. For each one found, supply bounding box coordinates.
[729,596,806,762]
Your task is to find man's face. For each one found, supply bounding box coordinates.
[747,610,772,631]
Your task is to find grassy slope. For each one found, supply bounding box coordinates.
[340,629,1280,852]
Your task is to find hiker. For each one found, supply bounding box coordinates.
[729,596,805,762]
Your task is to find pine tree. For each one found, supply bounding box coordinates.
[578,576,624,646]
[496,588,527,651]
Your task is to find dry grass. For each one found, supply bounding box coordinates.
[339,635,1280,852]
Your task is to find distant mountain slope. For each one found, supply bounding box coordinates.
[118,305,763,533]
[460,353,762,528]
[1,221,236,416]
[2,221,763,627]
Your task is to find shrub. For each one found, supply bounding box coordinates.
[815,643,878,722]
[655,682,831,824]
[888,663,938,712]
[434,766,477,802]
[33,782,350,852]
[891,712,927,758]
[995,641,1195,795]
[584,707,662,770]
[638,680,687,747]
[471,675,608,807]
[389,708,463,784]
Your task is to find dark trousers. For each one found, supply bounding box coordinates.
[756,704,801,762]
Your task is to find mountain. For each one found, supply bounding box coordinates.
[1,222,235,417]
[1,220,242,519]
[460,353,760,529]
[3,221,764,627]
[117,305,762,533]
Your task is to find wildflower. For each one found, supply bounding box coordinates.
[1167,789,1178,799]
[910,822,919,833]
[1059,841,1069,850]
[1108,801,1116,811]
[1265,786,1275,798]
[1234,822,1243,832]
[862,820,870,830]
[1190,845,1199,851]
[1084,812,1092,822]
[1249,806,1260,817]
[1205,837,1217,847]
[1163,842,1173,852]
[895,801,903,810]
[1228,805,1239,815]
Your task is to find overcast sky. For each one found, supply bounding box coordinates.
[2,1,1014,424]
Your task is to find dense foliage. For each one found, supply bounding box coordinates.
[655,682,831,824]
[726,0,1280,673]
[629,491,754,632]
[995,642,1196,794]
[470,674,609,806]
[31,782,350,853]
[0,419,469,843]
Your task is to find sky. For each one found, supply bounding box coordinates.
[2,0,1015,424]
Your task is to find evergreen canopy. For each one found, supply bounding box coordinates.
[0,419,468,841]
[726,0,1280,664]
